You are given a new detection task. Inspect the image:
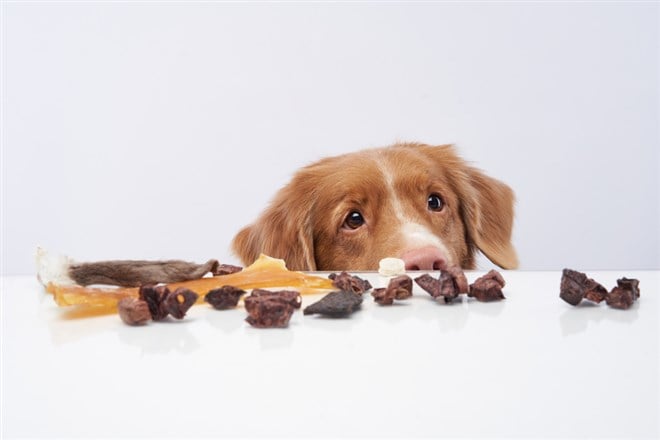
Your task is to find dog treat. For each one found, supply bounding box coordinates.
[560,269,608,306]
[117,297,152,326]
[329,272,372,294]
[303,291,363,317]
[163,288,199,319]
[69,259,220,287]
[378,257,406,277]
[213,264,243,276]
[468,270,506,302]
[606,278,641,310]
[414,274,442,297]
[43,255,333,317]
[139,285,171,321]
[205,286,247,309]
[243,290,301,328]
[414,266,469,304]
[372,275,413,305]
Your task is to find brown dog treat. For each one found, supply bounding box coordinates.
[372,275,413,305]
[70,259,220,287]
[469,270,506,302]
[205,286,247,309]
[139,285,171,320]
[117,297,152,325]
[444,266,470,293]
[436,266,469,303]
[414,274,442,298]
[243,290,302,328]
[303,291,363,316]
[329,272,372,294]
[606,278,640,310]
[213,264,243,276]
[559,269,589,306]
[163,288,198,319]
[249,289,302,309]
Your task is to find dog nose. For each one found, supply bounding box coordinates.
[401,246,447,271]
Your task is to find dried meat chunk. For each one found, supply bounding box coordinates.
[329,272,372,294]
[117,297,151,325]
[371,275,413,305]
[584,279,608,303]
[414,267,467,304]
[303,291,363,317]
[163,288,198,319]
[414,274,441,298]
[205,286,246,309]
[139,285,170,320]
[243,290,301,328]
[606,278,640,310]
[469,270,506,302]
[213,264,243,276]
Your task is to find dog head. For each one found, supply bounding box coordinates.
[233,143,518,271]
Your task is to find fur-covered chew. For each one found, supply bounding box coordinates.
[69,259,219,287]
[232,142,518,271]
[36,248,219,287]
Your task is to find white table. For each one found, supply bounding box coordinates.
[2,270,659,439]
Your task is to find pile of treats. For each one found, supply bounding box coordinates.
[560,269,640,309]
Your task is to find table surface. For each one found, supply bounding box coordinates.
[2,270,659,439]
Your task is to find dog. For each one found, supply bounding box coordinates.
[232,143,518,271]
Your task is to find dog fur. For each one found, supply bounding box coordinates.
[233,143,518,271]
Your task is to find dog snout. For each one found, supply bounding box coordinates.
[401,246,447,271]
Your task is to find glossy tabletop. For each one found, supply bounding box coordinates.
[2,270,659,438]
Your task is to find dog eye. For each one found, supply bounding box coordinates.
[427,194,444,212]
[343,211,365,230]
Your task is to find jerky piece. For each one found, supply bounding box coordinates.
[329,272,373,294]
[205,286,247,309]
[606,278,640,310]
[163,288,199,319]
[249,289,302,309]
[303,291,363,317]
[436,266,469,303]
[559,268,589,306]
[469,270,506,302]
[414,274,441,298]
[213,264,243,276]
[139,285,170,320]
[372,275,413,305]
[69,259,220,287]
[244,294,296,328]
[117,297,151,326]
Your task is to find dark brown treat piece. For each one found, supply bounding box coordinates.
[443,266,470,293]
[584,279,608,303]
[139,284,170,320]
[244,297,295,328]
[303,291,363,316]
[70,259,220,287]
[559,268,589,306]
[328,272,372,294]
[249,289,302,309]
[617,277,640,300]
[372,288,394,305]
[117,297,151,326]
[372,275,414,305]
[205,285,247,309]
[606,278,640,310]
[414,274,441,298]
[469,270,506,302]
[163,288,199,319]
[436,267,469,303]
[213,264,243,276]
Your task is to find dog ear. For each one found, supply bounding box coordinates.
[460,167,519,269]
[232,182,317,271]
[416,144,519,269]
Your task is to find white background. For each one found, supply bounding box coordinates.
[2,2,658,275]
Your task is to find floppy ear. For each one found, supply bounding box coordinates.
[415,144,519,269]
[232,180,317,271]
[460,167,519,269]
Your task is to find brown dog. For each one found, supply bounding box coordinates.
[233,143,518,271]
